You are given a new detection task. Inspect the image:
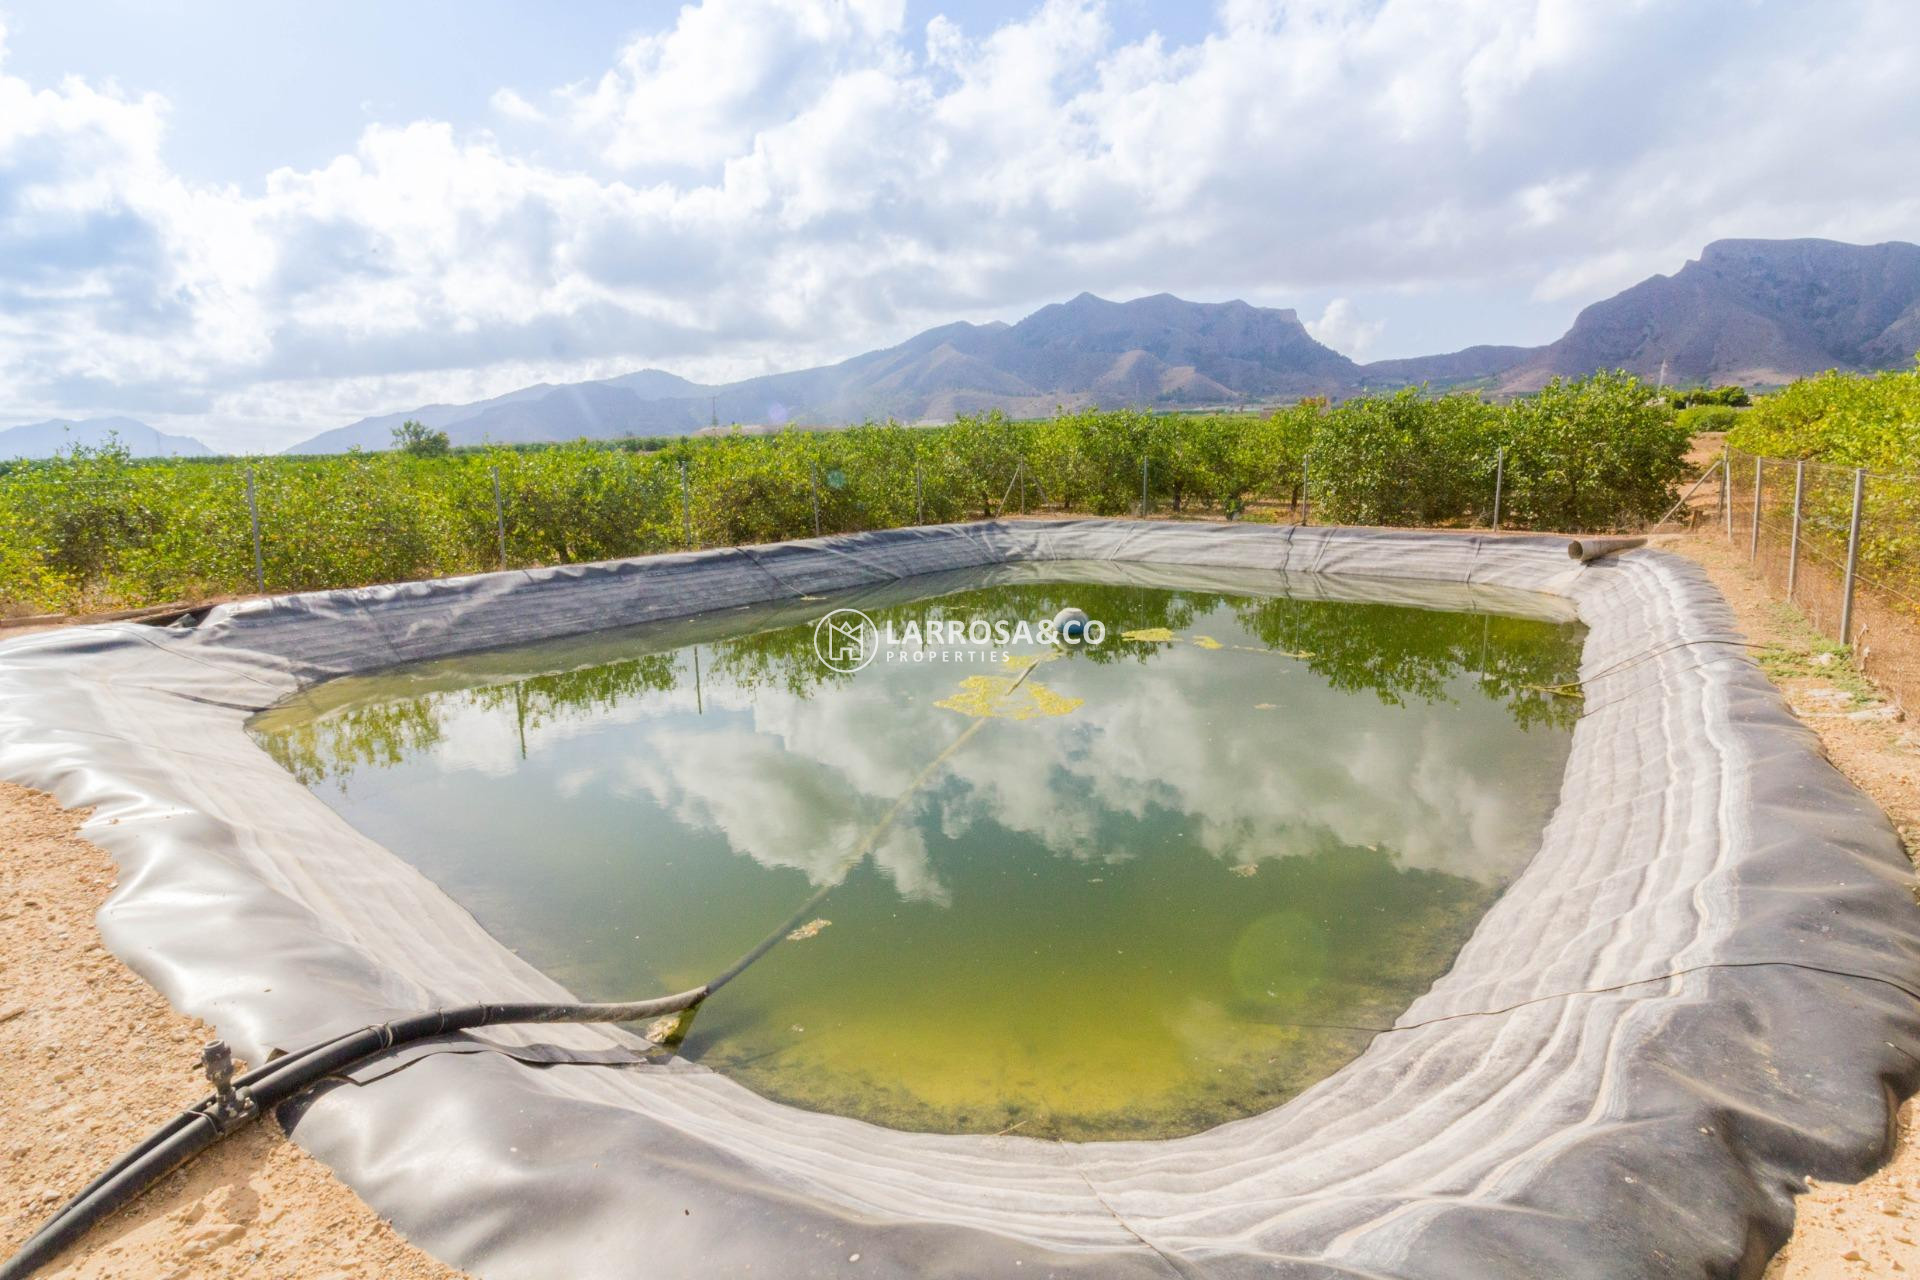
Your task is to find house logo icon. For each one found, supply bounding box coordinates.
[813,608,879,674]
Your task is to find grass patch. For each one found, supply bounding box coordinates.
[1754,600,1878,704]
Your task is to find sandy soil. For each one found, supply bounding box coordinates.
[0,782,466,1280]
[1676,535,1920,1279]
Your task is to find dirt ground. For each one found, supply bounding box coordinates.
[0,528,1915,1278]
[1676,534,1920,1279]
[0,782,466,1280]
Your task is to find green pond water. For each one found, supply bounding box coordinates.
[251,567,1583,1140]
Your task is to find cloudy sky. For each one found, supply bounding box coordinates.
[2,0,1916,452]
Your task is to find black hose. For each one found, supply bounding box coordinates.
[0,986,707,1280]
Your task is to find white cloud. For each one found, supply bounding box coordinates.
[1306,298,1384,359]
[2,1,1919,449]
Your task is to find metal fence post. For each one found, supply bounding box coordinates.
[1786,460,1805,600]
[1840,467,1866,646]
[1748,455,1763,560]
[1300,459,1310,526]
[810,461,822,537]
[1018,461,1027,514]
[490,465,507,570]
[1491,446,1505,532]
[1722,445,1733,538]
[914,459,924,526]
[680,458,692,548]
[245,467,265,594]
[1139,457,1149,518]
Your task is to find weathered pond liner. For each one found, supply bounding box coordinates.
[1,521,1916,1279]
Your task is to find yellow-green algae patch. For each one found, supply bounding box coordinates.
[934,674,1084,721]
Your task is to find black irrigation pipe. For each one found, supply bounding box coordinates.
[0,989,710,1280]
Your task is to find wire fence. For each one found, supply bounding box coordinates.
[1719,445,1920,714]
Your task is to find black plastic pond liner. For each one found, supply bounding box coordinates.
[2,524,1918,1280]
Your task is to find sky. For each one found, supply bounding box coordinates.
[1,0,1916,453]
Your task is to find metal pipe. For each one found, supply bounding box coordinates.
[680,459,693,547]
[1567,536,1647,563]
[1139,456,1149,518]
[1728,445,1743,541]
[810,461,822,537]
[1749,455,1763,560]
[1491,446,1505,532]
[1840,467,1866,645]
[1300,459,1310,526]
[245,468,264,594]
[1652,458,1722,529]
[1787,460,1805,600]
[491,466,507,570]
[914,459,923,526]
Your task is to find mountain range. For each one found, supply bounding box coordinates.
[0,416,212,460]
[288,237,1920,453]
[18,238,1915,457]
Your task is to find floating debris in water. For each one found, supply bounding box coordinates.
[1120,627,1175,643]
[644,1010,694,1045]
[935,674,1083,720]
[787,918,833,941]
[1230,864,1259,878]
[1254,702,1276,710]
[1192,635,1223,650]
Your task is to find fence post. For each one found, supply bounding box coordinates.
[811,461,822,537]
[1748,455,1763,560]
[680,458,692,548]
[1491,446,1505,532]
[1787,460,1805,600]
[1139,457,1149,518]
[1300,459,1311,526]
[1840,467,1866,646]
[915,459,924,526]
[491,465,507,570]
[1722,445,1733,538]
[1019,461,1027,515]
[245,467,265,594]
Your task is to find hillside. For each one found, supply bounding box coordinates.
[284,238,1920,453]
[284,295,1359,452]
[1496,238,1920,391]
[0,416,212,459]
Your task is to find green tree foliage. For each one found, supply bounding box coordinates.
[1665,385,1750,409]
[1728,362,1920,471]
[1675,404,1741,433]
[1726,362,1920,617]
[1497,371,1690,531]
[0,375,1697,615]
[391,419,452,456]
[1305,390,1499,526]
